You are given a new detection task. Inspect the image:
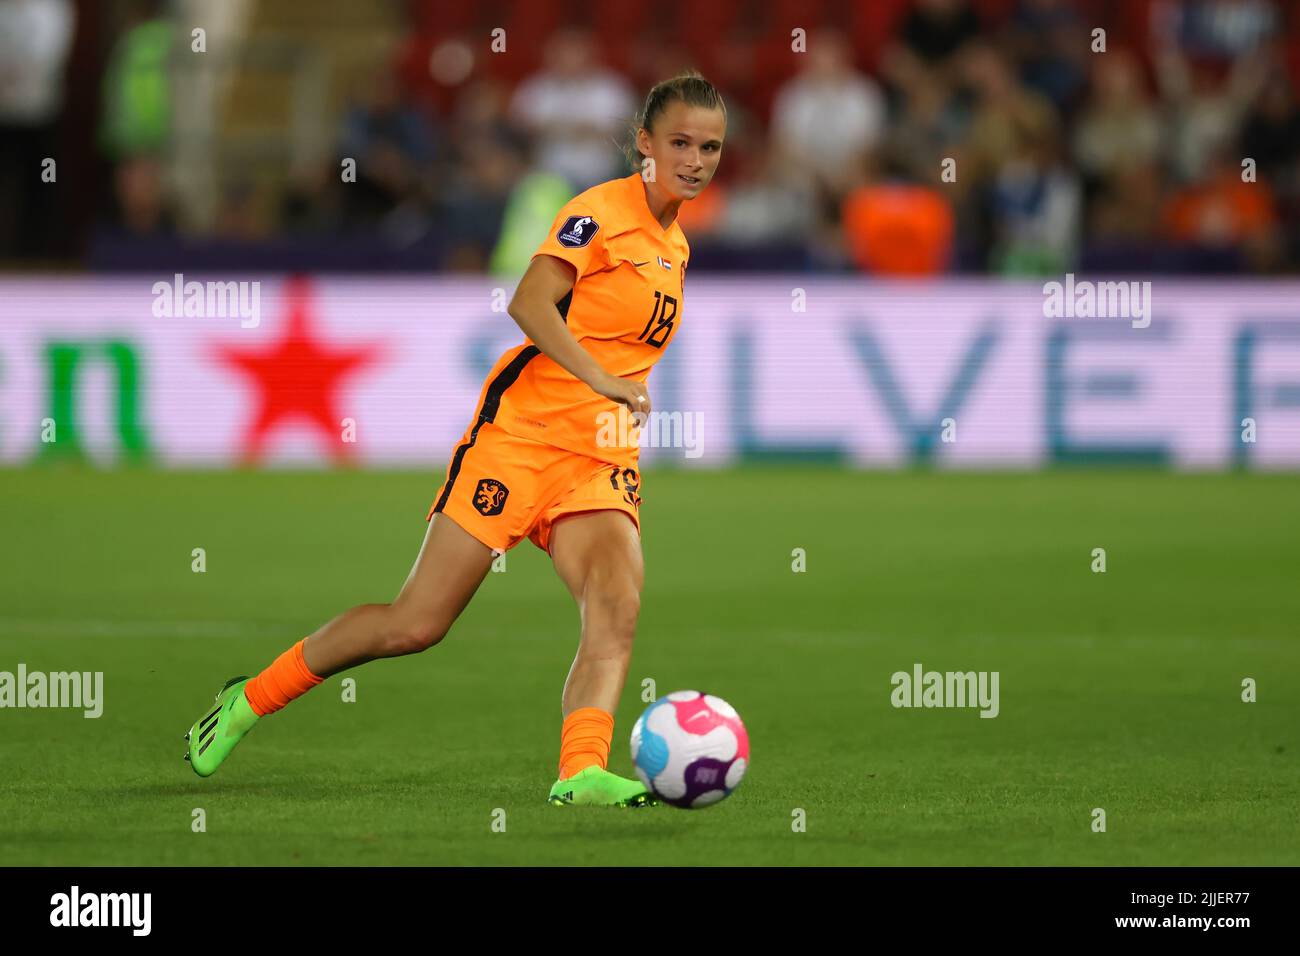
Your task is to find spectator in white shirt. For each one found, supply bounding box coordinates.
[508,29,636,191]
[770,30,886,204]
[0,0,75,258]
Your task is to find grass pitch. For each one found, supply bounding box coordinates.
[0,466,1296,865]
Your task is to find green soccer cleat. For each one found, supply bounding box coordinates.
[547,766,660,807]
[184,676,260,777]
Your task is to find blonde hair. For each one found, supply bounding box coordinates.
[622,70,726,170]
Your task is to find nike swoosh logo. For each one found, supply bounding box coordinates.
[629,260,650,268]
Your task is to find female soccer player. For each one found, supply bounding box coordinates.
[185,72,727,807]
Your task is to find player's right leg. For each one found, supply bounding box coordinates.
[185,513,495,776]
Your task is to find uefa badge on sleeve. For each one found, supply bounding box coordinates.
[557,216,599,248]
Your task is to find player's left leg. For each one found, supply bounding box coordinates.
[544,508,656,807]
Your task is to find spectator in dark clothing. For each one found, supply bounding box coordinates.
[338,68,439,228]
[897,0,982,66]
[1241,67,1300,199]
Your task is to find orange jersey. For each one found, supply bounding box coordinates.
[472,172,690,468]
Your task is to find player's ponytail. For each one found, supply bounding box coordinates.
[622,70,727,172]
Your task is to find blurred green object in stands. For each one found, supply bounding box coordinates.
[489,171,576,278]
[100,19,174,159]
[995,242,1071,277]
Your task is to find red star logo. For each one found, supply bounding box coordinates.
[213,277,382,464]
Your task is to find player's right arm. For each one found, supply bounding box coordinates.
[508,254,651,416]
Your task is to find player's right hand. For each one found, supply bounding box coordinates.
[594,374,651,417]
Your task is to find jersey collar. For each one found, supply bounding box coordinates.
[625,172,681,240]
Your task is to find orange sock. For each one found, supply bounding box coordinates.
[558,706,615,779]
[243,638,324,716]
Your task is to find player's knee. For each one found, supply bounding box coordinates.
[386,612,449,656]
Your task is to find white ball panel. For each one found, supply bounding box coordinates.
[629,714,644,761]
[725,757,747,789]
[703,694,737,719]
[686,725,738,762]
[690,789,726,808]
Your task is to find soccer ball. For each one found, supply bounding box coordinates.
[630,691,749,808]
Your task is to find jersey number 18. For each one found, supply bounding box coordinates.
[637,292,677,349]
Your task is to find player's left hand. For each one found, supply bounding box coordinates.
[594,373,651,418]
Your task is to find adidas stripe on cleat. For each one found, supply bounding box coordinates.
[185,676,260,777]
[546,766,660,808]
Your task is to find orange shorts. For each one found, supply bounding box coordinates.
[427,419,642,555]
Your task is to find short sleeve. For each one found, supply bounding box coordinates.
[533,200,608,278]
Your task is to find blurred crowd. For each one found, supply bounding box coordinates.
[2,0,1299,274]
